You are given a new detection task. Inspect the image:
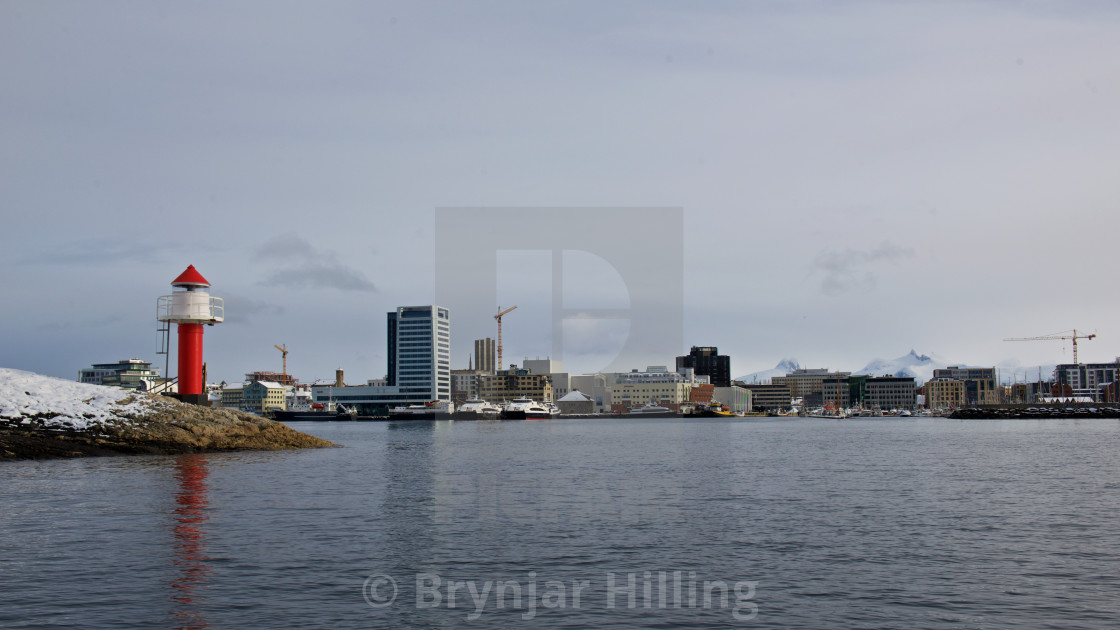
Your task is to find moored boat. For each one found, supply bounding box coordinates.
[501,397,559,419]
[389,400,454,420]
[628,403,674,417]
[453,398,502,420]
[272,402,357,421]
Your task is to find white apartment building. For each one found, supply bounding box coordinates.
[313,305,451,414]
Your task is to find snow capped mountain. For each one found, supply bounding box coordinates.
[730,351,1058,387]
[735,358,801,384]
[855,350,946,383]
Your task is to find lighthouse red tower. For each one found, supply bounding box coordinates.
[157,265,224,405]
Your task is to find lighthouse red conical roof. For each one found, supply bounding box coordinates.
[171,265,211,287]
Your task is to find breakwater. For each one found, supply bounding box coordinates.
[949,403,1120,419]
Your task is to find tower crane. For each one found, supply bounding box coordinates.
[1003,329,1096,364]
[274,344,289,376]
[494,305,518,370]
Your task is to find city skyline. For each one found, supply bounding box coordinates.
[3,2,1119,384]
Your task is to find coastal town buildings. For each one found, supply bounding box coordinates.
[773,369,851,403]
[450,369,486,406]
[78,359,164,391]
[557,390,594,414]
[218,380,287,413]
[478,368,553,403]
[243,381,287,414]
[608,366,710,413]
[864,376,917,411]
[312,305,451,414]
[925,378,966,410]
[569,373,616,413]
[737,383,794,411]
[219,383,243,409]
[713,386,753,414]
[821,376,853,408]
[523,359,570,398]
[676,346,731,388]
[931,367,997,405]
[1053,362,1120,401]
[474,337,496,374]
[821,374,917,410]
[609,380,691,412]
[244,371,297,387]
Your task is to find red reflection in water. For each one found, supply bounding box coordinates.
[171,454,212,629]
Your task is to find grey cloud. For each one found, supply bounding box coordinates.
[254,233,319,261]
[253,233,376,293]
[259,263,377,292]
[812,241,914,296]
[221,294,286,325]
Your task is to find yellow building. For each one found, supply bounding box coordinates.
[222,381,286,414]
[479,370,553,403]
[609,382,692,412]
[925,378,965,411]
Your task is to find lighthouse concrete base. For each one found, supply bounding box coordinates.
[169,393,210,407]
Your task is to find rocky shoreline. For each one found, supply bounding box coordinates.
[0,368,336,461]
[1,401,336,461]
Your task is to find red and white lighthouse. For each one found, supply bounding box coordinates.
[157,265,224,404]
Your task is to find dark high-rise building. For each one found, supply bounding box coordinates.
[676,346,731,388]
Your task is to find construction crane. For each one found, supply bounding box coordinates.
[1004,329,1096,364]
[274,344,288,376]
[494,305,518,370]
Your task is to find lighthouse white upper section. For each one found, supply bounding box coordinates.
[157,265,224,324]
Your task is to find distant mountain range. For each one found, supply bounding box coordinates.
[735,350,1056,386]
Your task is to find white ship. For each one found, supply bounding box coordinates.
[502,397,560,419]
[453,398,502,420]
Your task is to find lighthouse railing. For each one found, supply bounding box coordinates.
[157,295,225,323]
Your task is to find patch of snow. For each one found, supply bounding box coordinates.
[0,367,168,430]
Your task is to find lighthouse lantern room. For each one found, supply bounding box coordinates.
[157,265,224,405]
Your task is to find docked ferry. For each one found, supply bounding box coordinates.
[502,397,560,420]
[453,398,502,420]
[388,401,454,420]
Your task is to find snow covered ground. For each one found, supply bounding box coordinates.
[0,367,168,430]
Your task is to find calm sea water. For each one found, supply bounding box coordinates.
[3,417,1120,629]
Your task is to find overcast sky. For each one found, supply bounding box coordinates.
[3,1,1118,385]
